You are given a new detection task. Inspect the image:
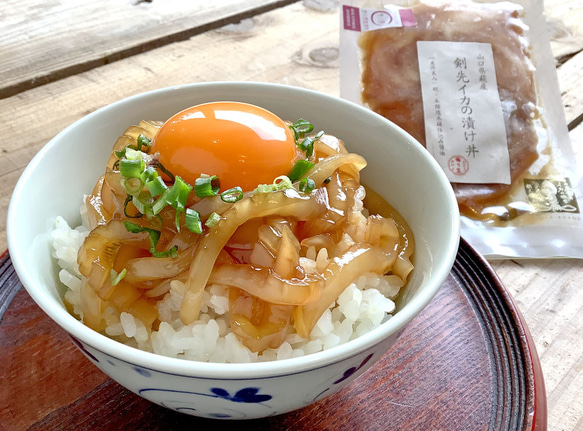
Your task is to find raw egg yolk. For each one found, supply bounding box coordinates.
[151,102,299,192]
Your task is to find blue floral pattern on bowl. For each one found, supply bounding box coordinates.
[211,387,272,403]
[138,387,272,404]
[334,353,374,384]
[69,335,380,419]
[138,387,274,418]
[312,352,375,402]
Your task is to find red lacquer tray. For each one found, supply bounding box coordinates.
[0,239,546,430]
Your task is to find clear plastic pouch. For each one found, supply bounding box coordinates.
[340,0,583,258]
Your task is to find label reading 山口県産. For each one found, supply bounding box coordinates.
[417,41,510,184]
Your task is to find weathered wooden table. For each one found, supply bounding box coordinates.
[1,1,582,429]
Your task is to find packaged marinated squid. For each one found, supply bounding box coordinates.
[340,0,583,258]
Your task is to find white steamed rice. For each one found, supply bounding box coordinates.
[51,213,403,363]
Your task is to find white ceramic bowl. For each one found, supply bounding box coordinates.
[7,82,459,419]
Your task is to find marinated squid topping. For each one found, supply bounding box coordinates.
[77,102,415,353]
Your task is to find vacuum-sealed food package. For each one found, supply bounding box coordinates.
[340,0,583,258]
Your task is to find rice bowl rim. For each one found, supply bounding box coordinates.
[7,82,460,380]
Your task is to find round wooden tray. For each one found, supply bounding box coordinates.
[0,239,546,430]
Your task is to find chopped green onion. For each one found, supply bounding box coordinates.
[298,131,324,158]
[205,212,221,228]
[185,208,203,234]
[123,221,177,258]
[137,134,152,152]
[273,176,293,190]
[165,176,193,212]
[132,194,151,216]
[220,186,243,203]
[194,175,220,198]
[288,159,315,182]
[124,220,160,248]
[152,194,169,215]
[153,176,193,216]
[254,176,293,194]
[120,158,145,179]
[145,176,167,197]
[299,177,315,194]
[110,268,127,286]
[138,190,156,207]
[125,148,143,161]
[298,137,314,157]
[253,183,273,194]
[114,136,152,166]
[141,166,158,183]
[123,177,143,195]
[156,162,175,182]
[123,195,143,218]
[151,176,193,230]
[290,119,314,140]
[151,246,178,259]
[175,211,182,233]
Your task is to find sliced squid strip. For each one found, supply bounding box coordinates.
[179,189,326,325]
[124,245,196,284]
[293,245,396,338]
[85,176,110,229]
[229,287,294,353]
[272,223,300,278]
[313,134,348,159]
[144,273,188,298]
[106,123,160,171]
[81,281,107,332]
[307,153,367,186]
[221,219,306,350]
[190,194,234,218]
[78,220,151,278]
[209,264,322,305]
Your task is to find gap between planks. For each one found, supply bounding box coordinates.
[0,0,300,101]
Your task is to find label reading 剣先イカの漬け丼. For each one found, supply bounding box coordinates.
[417,41,510,184]
[342,5,416,32]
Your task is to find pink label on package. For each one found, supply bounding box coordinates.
[342,5,417,32]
